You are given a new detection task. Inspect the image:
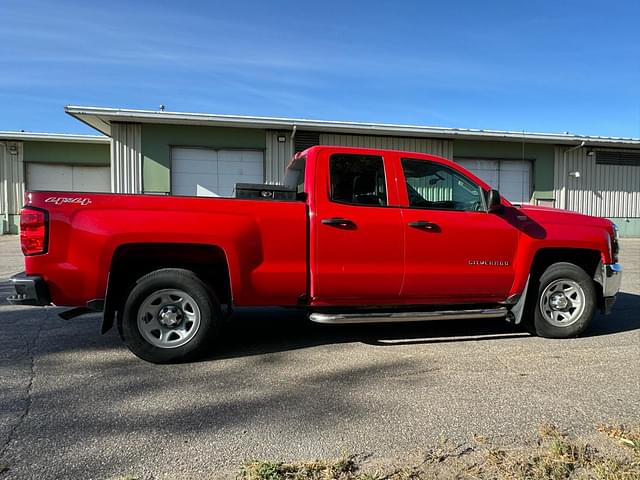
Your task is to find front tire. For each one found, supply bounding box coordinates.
[118,268,220,363]
[533,262,596,338]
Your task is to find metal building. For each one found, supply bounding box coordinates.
[0,132,109,233]
[2,107,639,236]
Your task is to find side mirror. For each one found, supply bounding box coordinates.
[487,189,502,212]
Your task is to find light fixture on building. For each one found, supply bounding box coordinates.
[568,171,581,178]
[8,144,18,155]
[277,135,286,143]
[586,150,595,156]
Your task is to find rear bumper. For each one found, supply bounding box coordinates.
[594,262,622,314]
[7,273,51,306]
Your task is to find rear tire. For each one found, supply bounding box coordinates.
[118,268,220,363]
[533,262,596,338]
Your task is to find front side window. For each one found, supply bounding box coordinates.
[401,158,485,211]
[330,154,387,206]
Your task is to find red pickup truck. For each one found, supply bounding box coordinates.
[9,146,622,363]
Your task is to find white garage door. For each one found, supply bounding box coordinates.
[457,159,532,204]
[171,148,264,197]
[26,164,110,192]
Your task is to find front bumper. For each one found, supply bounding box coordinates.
[594,262,622,314]
[7,273,51,306]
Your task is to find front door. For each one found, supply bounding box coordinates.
[398,157,519,304]
[311,151,404,305]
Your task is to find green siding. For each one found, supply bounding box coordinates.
[453,140,555,201]
[23,141,109,166]
[608,218,640,238]
[141,124,266,193]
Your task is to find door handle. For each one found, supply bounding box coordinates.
[408,220,439,231]
[321,217,355,228]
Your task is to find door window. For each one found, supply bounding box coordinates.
[330,154,387,206]
[401,158,485,211]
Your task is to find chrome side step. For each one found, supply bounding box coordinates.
[309,307,508,325]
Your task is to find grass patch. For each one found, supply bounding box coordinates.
[239,425,640,480]
[598,424,640,454]
[239,456,362,480]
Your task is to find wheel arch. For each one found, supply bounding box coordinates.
[529,247,602,280]
[102,242,232,333]
[525,247,604,315]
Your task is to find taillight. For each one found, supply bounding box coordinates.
[20,208,48,255]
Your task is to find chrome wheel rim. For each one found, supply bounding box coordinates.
[539,279,586,327]
[137,289,201,348]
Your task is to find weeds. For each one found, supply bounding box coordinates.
[239,455,361,480]
[598,424,640,454]
[239,425,640,480]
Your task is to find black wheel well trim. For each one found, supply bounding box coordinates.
[100,242,233,334]
[525,247,605,313]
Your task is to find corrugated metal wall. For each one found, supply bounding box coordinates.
[0,141,25,233]
[264,132,454,185]
[554,146,640,217]
[320,133,454,159]
[265,131,293,184]
[111,123,142,193]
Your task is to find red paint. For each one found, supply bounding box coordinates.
[21,146,616,310]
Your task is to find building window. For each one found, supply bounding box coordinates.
[596,150,640,167]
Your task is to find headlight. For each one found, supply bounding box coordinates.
[611,223,620,263]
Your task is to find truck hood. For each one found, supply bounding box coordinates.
[516,204,613,231]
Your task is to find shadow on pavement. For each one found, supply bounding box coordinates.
[2,281,639,361]
[206,309,525,361]
[585,291,640,336]
[204,291,640,361]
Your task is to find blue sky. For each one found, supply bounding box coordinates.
[1,0,639,137]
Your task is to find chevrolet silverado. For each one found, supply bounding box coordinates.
[9,146,622,363]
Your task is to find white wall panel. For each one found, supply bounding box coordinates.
[554,147,640,217]
[265,131,293,184]
[111,123,141,193]
[319,133,454,159]
[0,141,25,217]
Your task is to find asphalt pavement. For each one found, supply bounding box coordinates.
[0,235,638,479]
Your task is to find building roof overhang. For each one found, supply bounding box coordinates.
[0,131,110,144]
[64,105,640,148]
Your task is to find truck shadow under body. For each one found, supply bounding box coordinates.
[202,291,640,362]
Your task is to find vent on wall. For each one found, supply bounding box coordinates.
[294,131,320,153]
[596,150,640,166]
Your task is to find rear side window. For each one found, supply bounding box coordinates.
[329,154,387,206]
[284,155,306,194]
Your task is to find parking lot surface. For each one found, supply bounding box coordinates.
[0,235,638,479]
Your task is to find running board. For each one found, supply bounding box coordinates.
[309,307,508,325]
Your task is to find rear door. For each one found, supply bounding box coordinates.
[398,156,519,303]
[311,150,404,305]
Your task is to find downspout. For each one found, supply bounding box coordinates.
[562,141,585,210]
[289,125,297,176]
[3,145,11,234]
